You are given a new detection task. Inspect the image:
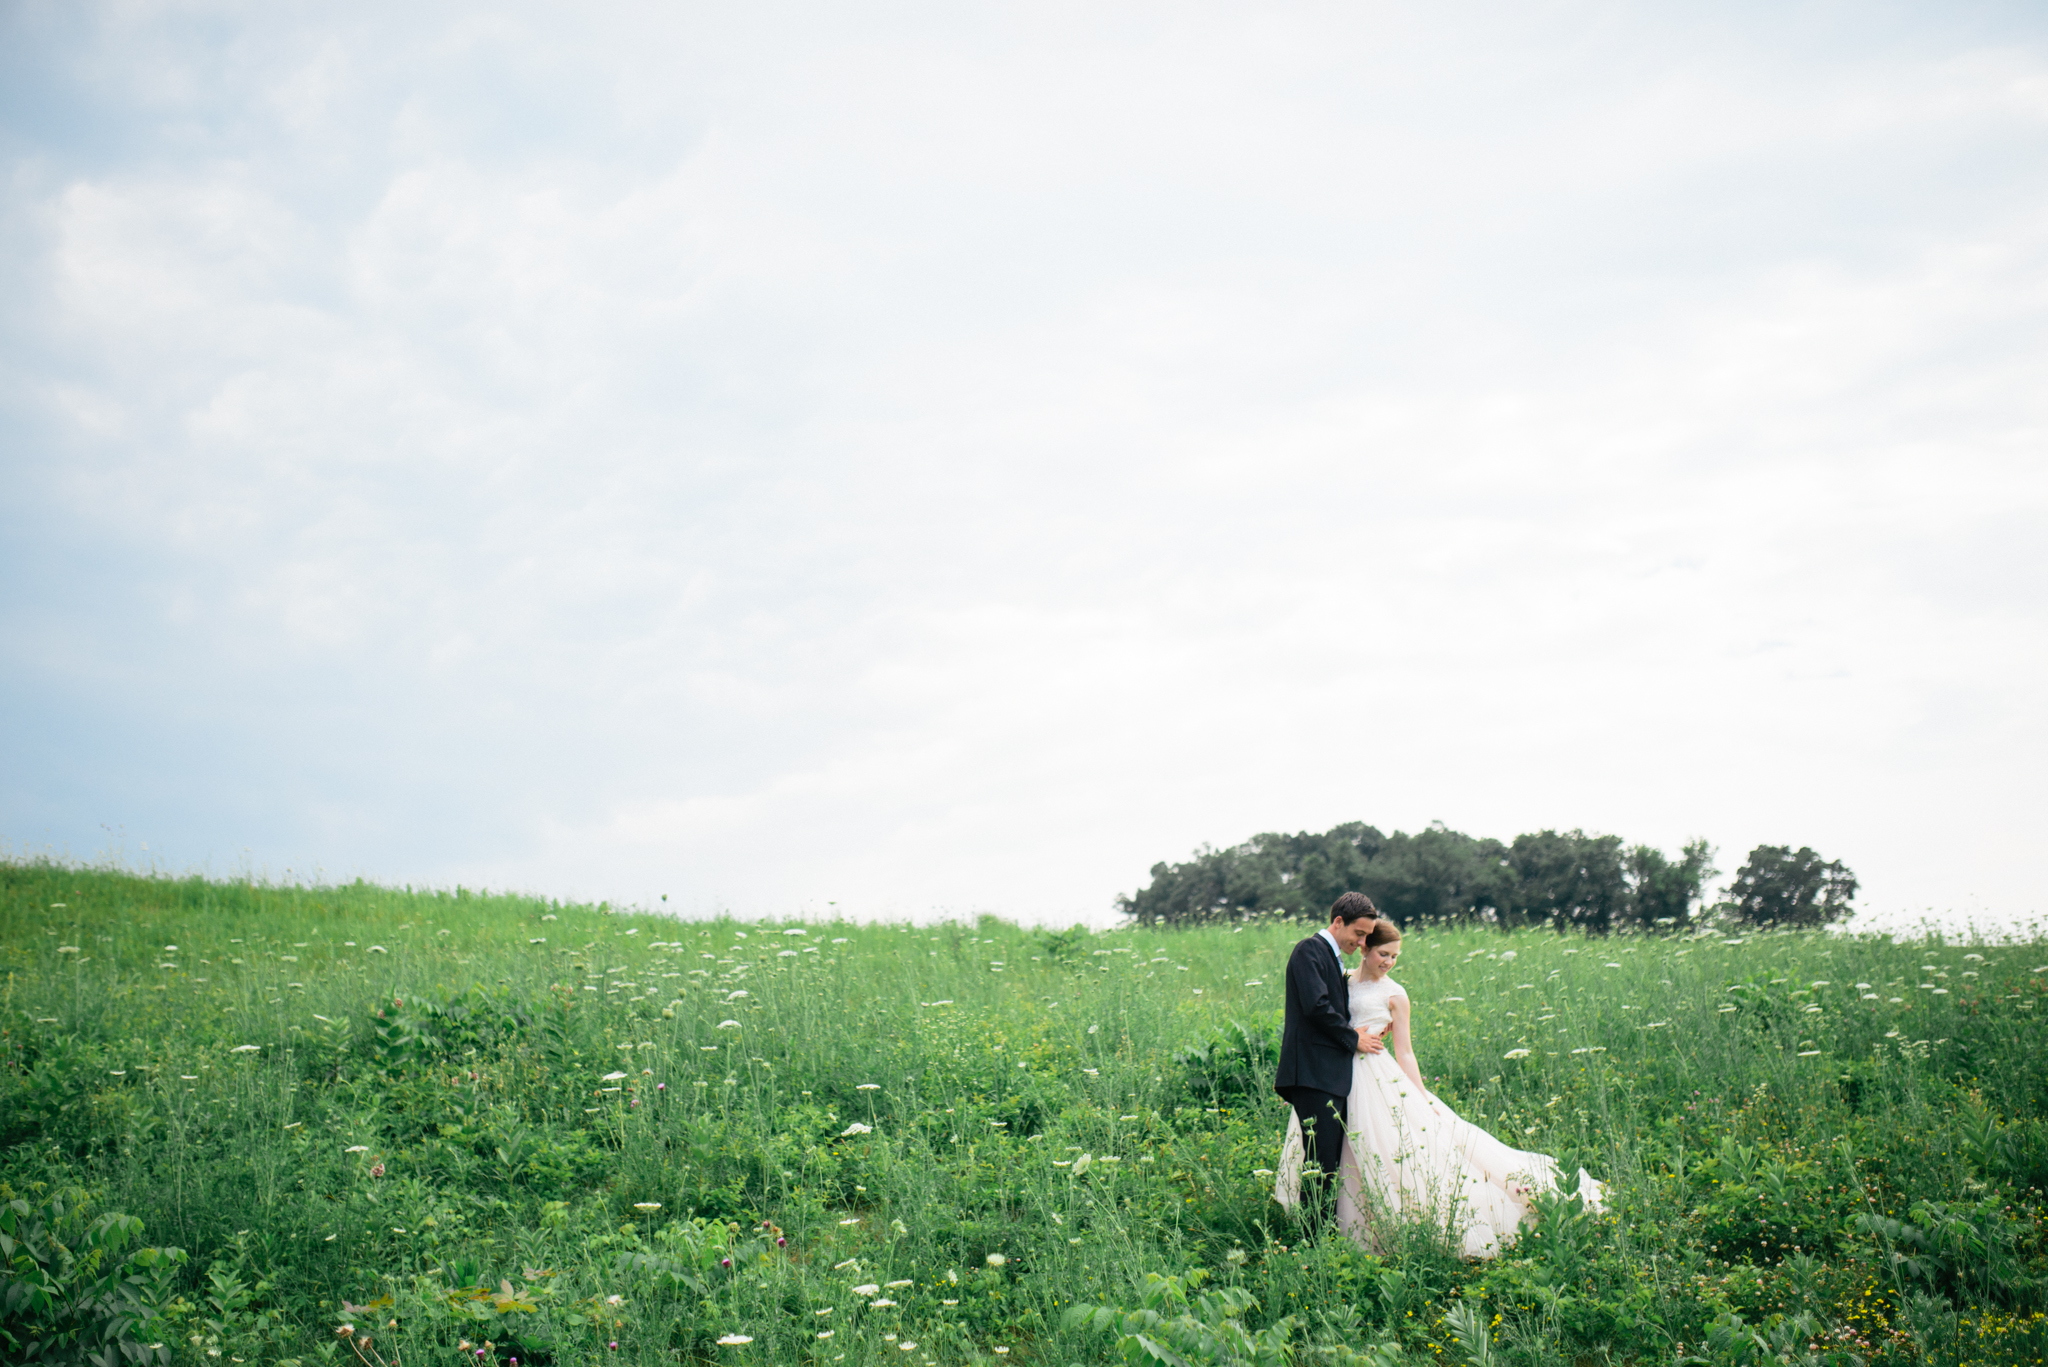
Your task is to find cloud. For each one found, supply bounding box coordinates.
[3,1,2046,927]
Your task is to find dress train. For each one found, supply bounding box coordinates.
[1273,976,1605,1259]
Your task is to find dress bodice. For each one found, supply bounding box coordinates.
[1348,974,1404,1034]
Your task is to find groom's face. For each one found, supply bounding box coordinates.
[1331,916,1374,955]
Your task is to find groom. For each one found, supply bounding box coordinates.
[1274,891,1384,1229]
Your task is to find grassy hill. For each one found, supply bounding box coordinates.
[2,862,2044,1366]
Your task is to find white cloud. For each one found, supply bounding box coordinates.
[3,1,2046,928]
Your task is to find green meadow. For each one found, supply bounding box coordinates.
[3,863,2045,1367]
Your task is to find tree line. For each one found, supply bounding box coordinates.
[1116,821,1856,933]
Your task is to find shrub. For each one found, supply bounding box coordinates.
[0,1188,183,1366]
[1063,1269,1403,1367]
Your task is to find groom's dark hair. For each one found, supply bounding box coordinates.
[1329,892,1378,924]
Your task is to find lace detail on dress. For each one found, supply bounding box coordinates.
[1347,975,1405,1036]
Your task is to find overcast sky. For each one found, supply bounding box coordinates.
[3,2,2044,931]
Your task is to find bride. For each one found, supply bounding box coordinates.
[1275,921,1605,1257]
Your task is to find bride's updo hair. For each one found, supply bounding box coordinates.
[1353,919,1401,980]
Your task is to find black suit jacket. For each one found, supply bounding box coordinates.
[1274,932,1358,1096]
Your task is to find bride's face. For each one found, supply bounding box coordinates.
[1362,942,1400,978]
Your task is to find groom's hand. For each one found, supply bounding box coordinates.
[1356,1030,1385,1055]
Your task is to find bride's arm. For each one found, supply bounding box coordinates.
[1386,994,1426,1092]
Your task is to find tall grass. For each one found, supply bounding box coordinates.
[2,861,2044,1366]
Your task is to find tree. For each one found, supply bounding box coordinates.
[1118,821,1732,935]
[1359,824,1515,925]
[1726,845,1857,927]
[1115,825,1385,925]
[1115,845,1247,926]
[1505,829,1628,933]
[1282,822,1386,919]
[1623,839,1717,930]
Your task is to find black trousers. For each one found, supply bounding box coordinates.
[1278,1086,1348,1227]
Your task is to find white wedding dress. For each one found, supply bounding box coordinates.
[1275,974,1605,1258]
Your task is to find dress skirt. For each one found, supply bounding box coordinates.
[1274,1049,1605,1258]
